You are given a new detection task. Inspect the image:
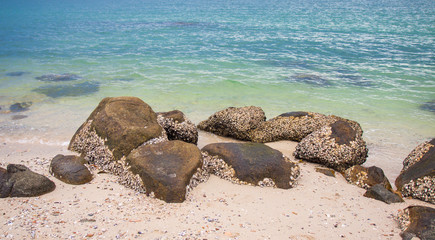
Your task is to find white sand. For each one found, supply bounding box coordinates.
[0,131,433,239]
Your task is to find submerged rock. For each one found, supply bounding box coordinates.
[126,140,203,203]
[397,206,435,240]
[50,155,92,185]
[32,82,99,98]
[363,184,403,204]
[396,138,435,204]
[0,164,55,198]
[287,74,331,87]
[294,119,368,172]
[9,102,32,112]
[157,110,198,144]
[198,106,266,141]
[420,100,435,113]
[202,142,300,188]
[35,73,81,82]
[250,111,333,142]
[5,71,29,77]
[344,165,393,191]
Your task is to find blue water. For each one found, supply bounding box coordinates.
[0,0,434,179]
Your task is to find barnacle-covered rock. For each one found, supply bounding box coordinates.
[201,142,300,188]
[50,154,93,185]
[197,106,266,141]
[294,119,368,172]
[69,96,163,160]
[0,164,55,198]
[157,110,198,144]
[397,206,435,240]
[344,165,393,191]
[125,140,203,203]
[250,112,331,142]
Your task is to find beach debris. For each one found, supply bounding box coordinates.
[198,106,266,141]
[126,140,203,203]
[363,184,403,204]
[9,102,32,112]
[5,71,29,77]
[294,119,368,172]
[396,206,435,240]
[157,110,198,144]
[420,100,435,113]
[49,154,93,185]
[35,73,81,82]
[32,82,100,98]
[249,111,335,142]
[395,138,435,204]
[344,165,393,191]
[0,164,55,198]
[202,142,300,188]
[287,73,331,87]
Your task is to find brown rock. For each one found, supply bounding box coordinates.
[399,206,435,240]
[157,110,198,144]
[126,140,202,203]
[201,142,300,188]
[363,184,403,204]
[50,154,93,185]
[344,165,393,191]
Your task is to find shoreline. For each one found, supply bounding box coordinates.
[0,133,433,239]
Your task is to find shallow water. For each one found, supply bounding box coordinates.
[0,0,434,181]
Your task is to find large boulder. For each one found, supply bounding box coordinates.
[344,165,393,191]
[197,106,266,141]
[0,164,55,198]
[397,206,435,240]
[395,138,435,204]
[294,119,368,172]
[157,110,198,144]
[250,112,332,142]
[69,97,166,174]
[125,140,203,203]
[201,142,300,188]
[50,155,93,185]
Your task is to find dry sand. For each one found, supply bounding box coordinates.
[0,131,433,240]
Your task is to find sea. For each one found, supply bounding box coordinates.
[0,0,434,181]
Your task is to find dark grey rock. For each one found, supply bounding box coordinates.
[9,102,32,112]
[400,206,435,240]
[201,142,300,189]
[420,100,435,113]
[6,71,29,77]
[363,184,403,204]
[0,164,55,198]
[287,73,331,87]
[35,73,81,82]
[32,82,99,98]
[50,154,92,185]
[126,140,202,203]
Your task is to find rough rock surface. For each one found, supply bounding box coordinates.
[69,96,164,160]
[294,119,368,172]
[397,206,435,240]
[126,140,203,203]
[250,112,333,142]
[157,110,198,144]
[363,184,403,204]
[50,154,93,185]
[197,106,266,141]
[201,142,300,188]
[0,164,55,198]
[344,165,393,191]
[395,138,435,204]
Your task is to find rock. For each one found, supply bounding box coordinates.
[396,138,435,204]
[201,142,300,188]
[315,167,335,177]
[11,115,27,120]
[344,165,393,191]
[0,164,55,198]
[197,106,266,141]
[398,206,435,240]
[32,82,100,98]
[363,184,403,204]
[294,119,368,172]
[9,102,32,112]
[69,96,164,161]
[287,73,331,87]
[420,100,435,113]
[157,110,198,144]
[35,73,81,81]
[5,71,29,77]
[126,140,203,203]
[250,112,333,142]
[50,154,93,185]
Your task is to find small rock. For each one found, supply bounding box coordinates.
[35,73,81,82]
[9,102,32,113]
[50,154,93,185]
[315,167,335,177]
[363,184,403,204]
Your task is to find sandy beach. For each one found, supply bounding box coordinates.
[0,131,432,240]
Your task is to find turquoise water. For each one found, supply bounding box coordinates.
[0,0,434,179]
